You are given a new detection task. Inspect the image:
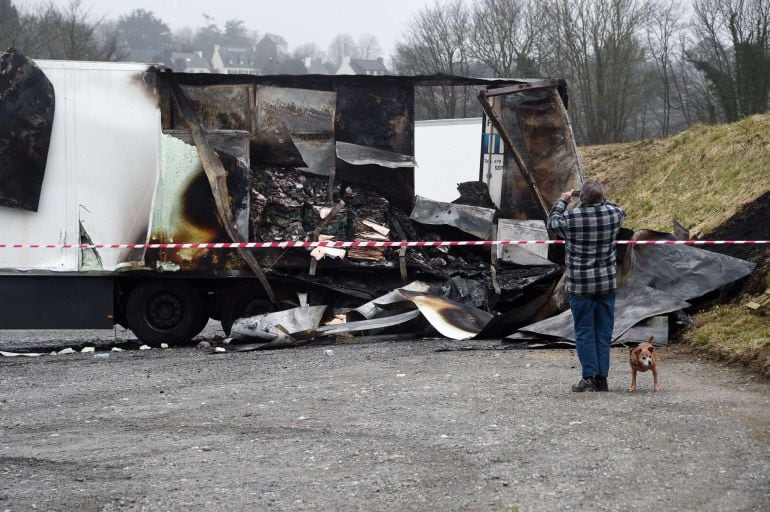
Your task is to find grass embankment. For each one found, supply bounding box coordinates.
[579,113,770,377]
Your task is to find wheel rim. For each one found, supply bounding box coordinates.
[145,292,184,331]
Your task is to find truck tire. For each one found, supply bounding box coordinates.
[126,280,207,345]
[220,289,276,336]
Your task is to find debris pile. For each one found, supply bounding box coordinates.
[250,167,337,242]
[235,164,756,352]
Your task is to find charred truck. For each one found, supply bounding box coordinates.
[0,50,587,344]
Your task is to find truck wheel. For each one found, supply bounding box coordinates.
[220,290,276,336]
[126,280,207,345]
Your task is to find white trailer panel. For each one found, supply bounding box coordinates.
[0,60,160,271]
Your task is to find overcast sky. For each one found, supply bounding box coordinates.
[18,0,433,58]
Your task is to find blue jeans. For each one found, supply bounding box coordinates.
[569,291,616,379]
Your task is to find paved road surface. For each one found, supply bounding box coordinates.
[1,332,768,511]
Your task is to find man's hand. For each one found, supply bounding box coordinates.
[560,190,573,202]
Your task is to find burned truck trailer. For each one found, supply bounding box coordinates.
[0,52,578,343]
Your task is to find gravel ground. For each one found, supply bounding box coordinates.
[1,327,768,511]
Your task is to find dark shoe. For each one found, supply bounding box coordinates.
[571,377,599,392]
[595,376,609,392]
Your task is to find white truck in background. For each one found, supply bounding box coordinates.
[414,118,484,203]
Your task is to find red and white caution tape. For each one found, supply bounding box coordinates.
[0,240,767,249]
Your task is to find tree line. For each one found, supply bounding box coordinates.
[0,0,384,74]
[394,0,770,143]
[2,0,768,145]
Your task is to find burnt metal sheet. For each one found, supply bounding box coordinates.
[168,84,251,131]
[514,230,755,342]
[335,83,414,155]
[250,124,307,167]
[476,290,553,338]
[169,71,555,89]
[232,310,422,349]
[616,316,669,346]
[293,140,335,176]
[410,196,496,239]
[629,243,755,301]
[256,85,335,133]
[317,310,421,336]
[515,284,689,342]
[348,280,432,321]
[0,49,55,212]
[397,289,493,340]
[484,80,566,97]
[150,132,252,271]
[448,276,488,309]
[504,88,583,207]
[256,85,336,177]
[336,142,415,168]
[167,79,275,301]
[231,305,328,342]
[496,219,552,266]
[479,85,583,219]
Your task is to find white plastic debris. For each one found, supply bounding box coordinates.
[160,343,169,349]
[111,347,124,352]
[81,347,95,353]
[139,345,152,351]
[57,348,75,355]
[324,349,335,356]
[214,347,226,353]
[0,351,44,358]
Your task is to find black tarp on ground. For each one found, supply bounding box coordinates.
[512,244,755,343]
[0,49,55,211]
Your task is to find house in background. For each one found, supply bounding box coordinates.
[126,48,168,66]
[211,45,259,75]
[170,52,210,73]
[305,57,335,75]
[335,56,389,76]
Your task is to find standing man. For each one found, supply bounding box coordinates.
[547,180,625,392]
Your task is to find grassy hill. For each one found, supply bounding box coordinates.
[580,113,770,236]
[578,114,770,377]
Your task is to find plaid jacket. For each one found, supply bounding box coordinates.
[547,198,626,296]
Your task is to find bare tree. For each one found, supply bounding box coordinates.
[393,0,476,119]
[688,0,770,122]
[669,32,714,125]
[469,0,542,77]
[293,42,323,61]
[327,33,358,68]
[542,0,652,144]
[13,0,126,61]
[646,0,685,135]
[356,33,382,59]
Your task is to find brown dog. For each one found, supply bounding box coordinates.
[629,336,661,392]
